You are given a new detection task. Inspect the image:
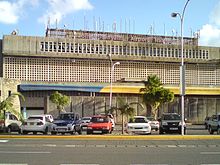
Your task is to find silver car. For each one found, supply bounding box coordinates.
[21,115,53,135]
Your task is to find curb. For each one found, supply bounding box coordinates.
[0,135,220,140]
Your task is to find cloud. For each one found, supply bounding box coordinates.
[38,0,93,26]
[0,0,39,24]
[199,1,220,46]
[199,24,220,47]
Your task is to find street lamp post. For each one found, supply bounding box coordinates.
[171,0,190,136]
[109,61,120,108]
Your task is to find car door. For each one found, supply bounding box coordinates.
[45,116,53,132]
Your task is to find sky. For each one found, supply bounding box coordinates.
[0,0,220,47]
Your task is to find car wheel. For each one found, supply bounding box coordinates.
[33,132,37,135]
[78,129,82,135]
[43,127,48,135]
[51,132,57,135]
[87,130,92,135]
[159,128,163,134]
[209,127,214,134]
[217,127,220,135]
[22,131,28,135]
[7,126,12,133]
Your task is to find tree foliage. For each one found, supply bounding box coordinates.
[140,75,174,119]
[108,96,135,134]
[0,92,25,120]
[49,91,70,114]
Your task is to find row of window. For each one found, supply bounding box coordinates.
[4,57,219,85]
[40,41,209,59]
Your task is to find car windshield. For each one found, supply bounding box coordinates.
[59,114,74,120]
[129,117,147,123]
[91,117,109,123]
[146,117,154,121]
[28,116,43,120]
[163,114,181,120]
[82,117,91,121]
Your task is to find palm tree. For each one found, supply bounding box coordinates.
[140,75,174,120]
[49,91,70,115]
[109,97,135,134]
[0,92,25,124]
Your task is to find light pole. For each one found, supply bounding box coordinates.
[171,0,190,135]
[109,61,120,108]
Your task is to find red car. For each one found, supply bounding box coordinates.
[87,115,113,134]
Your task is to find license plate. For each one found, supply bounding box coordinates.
[170,128,178,130]
[93,130,102,133]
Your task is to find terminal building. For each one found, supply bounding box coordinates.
[0,28,220,124]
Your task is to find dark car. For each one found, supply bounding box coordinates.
[204,116,211,129]
[158,113,186,134]
[51,112,80,135]
[75,117,92,134]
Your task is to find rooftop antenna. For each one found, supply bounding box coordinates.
[113,19,117,33]
[172,29,175,39]
[120,17,122,33]
[163,23,166,36]
[129,18,130,33]
[47,17,50,29]
[125,19,127,33]
[102,21,104,32]
[99,17,101,31]
[93,16,96,31]
[133,19,135,34]
[73,17,75,30]
[84,13,86,30]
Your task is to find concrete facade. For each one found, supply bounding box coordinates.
[1,28,220,124]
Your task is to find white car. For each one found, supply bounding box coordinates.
[126,116,151,135]
[21,115,53,135]
[146,116,159,131]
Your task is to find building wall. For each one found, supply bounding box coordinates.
[2,34,220,124]
[0,78,21,114]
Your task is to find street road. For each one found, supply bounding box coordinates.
[0,138,220,165]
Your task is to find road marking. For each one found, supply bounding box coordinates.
[43,144,56,147]
[0,140,9,143]
[201,164,220,165]
[0,164,28,165]
[130,164,168,165]
[60,164,99,165]
[200,152,220,155]
[0,151,51,154]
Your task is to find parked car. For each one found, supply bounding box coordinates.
[87,115,113,134]
[158,113,186,134]
[75,116,92,134]
[45,114,54,122]
[107,114,115,130]
[204,116,211,129]
[0,112,22,133]
[51,112,80,135]
[207,114,220,134]
[21,114,53,134]
[125,116,151,135]
[146,116,159,131]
